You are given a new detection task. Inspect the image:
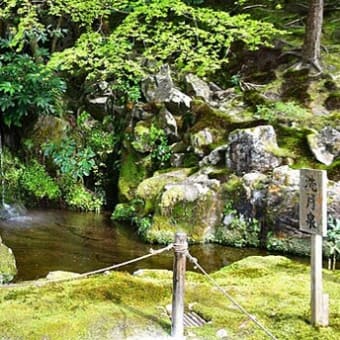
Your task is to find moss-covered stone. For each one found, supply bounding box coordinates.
[136,168,192,214]
[146,175,223,243]
[0,242,17,283]
[131,122,152,153]
[118,147,150,202]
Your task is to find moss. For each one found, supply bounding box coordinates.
[136,168,191,213]
[0,243,17,283]
[118,148,149,202]
[0,256,339,339]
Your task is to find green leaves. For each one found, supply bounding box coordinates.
[0,51,66,127]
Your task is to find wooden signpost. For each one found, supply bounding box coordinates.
[299,169,329,327]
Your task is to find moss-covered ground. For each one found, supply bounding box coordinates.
[0,256,339,339]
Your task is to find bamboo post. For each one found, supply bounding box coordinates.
[171,232,188,339]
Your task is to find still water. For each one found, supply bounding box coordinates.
[0,209,282,281]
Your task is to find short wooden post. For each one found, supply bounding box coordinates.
[171,232,188,339]
[300,169,329,327]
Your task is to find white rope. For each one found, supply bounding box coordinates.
[4,243,174,288]
[186,251,278,340]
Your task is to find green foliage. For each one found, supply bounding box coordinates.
[20,161,60,200]
[49,0,284,101]
[64,183,102,213]
[216,202,261,248]
[0,50,66,127]
[43,139,96,180]
[134,216,153,239]
[326,216,340,269]
[149,125,172,169]
[111,198,144,222]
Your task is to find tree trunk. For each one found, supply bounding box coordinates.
[303,0,324,71]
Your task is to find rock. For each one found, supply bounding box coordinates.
[190,128,214,157]
[136,168,192,213]
[141,64,174,102]
[147,173,223,242]
[185,73,211,102]
[159,108,178,142]
[199,144,229,167]
[131,122,152,153]
[27,115,69,149]
[328,181,340,220]
[307,127,340,165]
[266,166,301,233]
[46,271,81,281]
[131,103,154,121]
[226,125,282,175]
[325,91,340,111]
[165,88,192,116]
[0,242,17,283]
[141,65,192,115]
[170,153,186,168]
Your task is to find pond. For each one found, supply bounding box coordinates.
[0,209,304,282]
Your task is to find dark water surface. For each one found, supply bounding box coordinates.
[0,209,293,282]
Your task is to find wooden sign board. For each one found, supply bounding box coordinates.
[299,169,327,236]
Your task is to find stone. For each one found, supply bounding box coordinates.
[199,144,229,167]
[159,108,178,142]
[0,242,17,283]
[141,64,174,102]
[131,122,152,153]
[165,88,192,116]
[226,125,282,175]
[307,127,340,165]
[216,328,228,338]
[146,173,223,242]
[190,128,214,157]
[266,166,301,232]
[185,73,211,102]
[46,271,81,281]
[170,153,186,168]
[136,168,192,213]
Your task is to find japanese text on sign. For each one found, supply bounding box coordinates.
[299,169,327,236]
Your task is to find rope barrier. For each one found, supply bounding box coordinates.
[186,251,278,340]
[3,243,174,288]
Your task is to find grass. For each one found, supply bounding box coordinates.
[0,256,339,339]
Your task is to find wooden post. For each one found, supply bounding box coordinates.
[300,169,329,327]
[171,232,188,339]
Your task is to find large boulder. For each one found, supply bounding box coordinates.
[136,168,192,213]
[190,128,214,158]
[0,236,17,283]
[158,108,179,142]
[307,127,340,165]
[146,172,223,242]
[226,125,282,175]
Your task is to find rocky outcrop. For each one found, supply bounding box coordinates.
[0,235,17,283]
[307,127,340,165]
[226,125,282,175]
[146,172,223,243]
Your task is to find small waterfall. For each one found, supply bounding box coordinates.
[0,132,26,220]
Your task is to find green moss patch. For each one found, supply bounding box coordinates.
[1,256,339,339]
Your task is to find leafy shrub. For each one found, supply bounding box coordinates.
[65,183,103,213]
[149,125,172,169]
[20,161,60,200]
[326,216,340,270]
[49,0,283,101]
[0,49,66,127]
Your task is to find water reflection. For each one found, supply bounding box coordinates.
[0,209,305,282]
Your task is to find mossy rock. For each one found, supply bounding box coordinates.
[118,148,150,202]
[131,122,152,153]
[0,243,17,283]
[136,168,192,214]
[282,68,311,104]
[147,176,223,243]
